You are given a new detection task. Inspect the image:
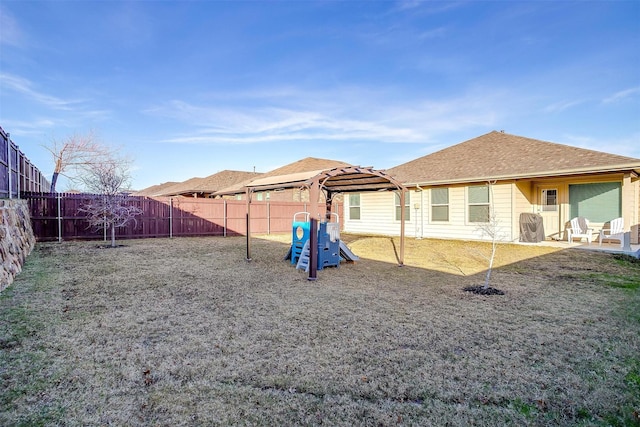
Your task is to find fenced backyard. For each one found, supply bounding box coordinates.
[21,192,343,241]
[1,235,639,426]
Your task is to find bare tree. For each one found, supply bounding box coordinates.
[77,160,142,248]
[44,131,115,193]
[465,180,505,295]
[477,180,501,289]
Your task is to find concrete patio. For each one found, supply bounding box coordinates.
[526,238,640,258]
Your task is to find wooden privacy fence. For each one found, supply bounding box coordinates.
[1,126,50,198]
[22,192,343,242]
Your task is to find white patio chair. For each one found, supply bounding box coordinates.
[599,217,624,247]
[567,216,594,244]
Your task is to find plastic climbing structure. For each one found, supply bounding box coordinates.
[286,212,359,272]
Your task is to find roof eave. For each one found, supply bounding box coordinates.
[404,165,640,187]
[247,181,305,192]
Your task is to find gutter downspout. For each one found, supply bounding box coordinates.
[416,184,425,239]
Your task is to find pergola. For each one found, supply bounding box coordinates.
[244,165,408,269]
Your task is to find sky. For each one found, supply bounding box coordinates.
[1,1,639,191]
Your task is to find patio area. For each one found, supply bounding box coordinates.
[531,238,640,256]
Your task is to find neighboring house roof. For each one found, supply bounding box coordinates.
[192,170,263,193]
[246,169,328,189]
[133,181,180,196]
[260,157,352,178]
[214,157,351,196]
[158,170,263,196]
[156,176,205,196]
[387,130,640,186]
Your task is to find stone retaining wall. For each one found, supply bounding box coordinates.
[1,199,36,291]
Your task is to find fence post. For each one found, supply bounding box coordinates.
[103,195,107,242]
[57,193,62,242]
[7,136,12,199]
[223,199,227,237]
[267,201,271,235]
[169,197,173,238]
[17,148,21,198]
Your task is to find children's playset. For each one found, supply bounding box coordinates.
[285,212,359,272]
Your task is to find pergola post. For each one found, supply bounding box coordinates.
[308,180,321,221]
[399,190,405,266]
[308,217,318,281]
[325,190,333,222]
[246,187,252,261]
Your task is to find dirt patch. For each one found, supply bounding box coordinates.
[462,285,505,295]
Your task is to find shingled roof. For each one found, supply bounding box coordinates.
[214,157,351,196]
[139,170,263,197]
[260,157,351,178]
[387,131,640,185]
[133,181,180,197]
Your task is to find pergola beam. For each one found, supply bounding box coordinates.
[245,165,407,267]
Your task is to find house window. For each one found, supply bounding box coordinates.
[395,192,410,221]
[468,185,489,223]
[569,182,621,222]
[542,189,558,212]
[349,193,361,220]
[256,192,263,201]
[431,188,449,221]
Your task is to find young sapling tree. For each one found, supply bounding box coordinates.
[77,159,141,248]
[464,180,505,295]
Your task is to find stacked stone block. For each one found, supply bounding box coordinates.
[1,199,35,291]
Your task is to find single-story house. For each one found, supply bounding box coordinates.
[343,131,640,244]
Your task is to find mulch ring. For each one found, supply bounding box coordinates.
[463,285,505,295]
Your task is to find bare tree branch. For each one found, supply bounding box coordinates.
[43,131,117,192]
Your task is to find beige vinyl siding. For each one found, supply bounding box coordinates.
[486,183,514,241]
[344,191,407,236]
[343,172,638,244]
[514,181,534,215]
[345,183,516,241]
[513,181,534,240]
[426,183,513,241]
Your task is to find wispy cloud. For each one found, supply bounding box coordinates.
[151,103,418,145]
[394,0,464,15]
[0,73,83,110]
[0,7,25,47]
[543,99,585,113]
[602,87,640,104]
[146,87,501,146]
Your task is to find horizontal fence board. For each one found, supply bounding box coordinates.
[21,193,343,242]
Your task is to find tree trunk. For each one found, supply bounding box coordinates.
[483,241,497,289]
[111,224,116,248]
[50,172,59,193]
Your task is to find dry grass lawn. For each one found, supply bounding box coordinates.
[1,234,639,426]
